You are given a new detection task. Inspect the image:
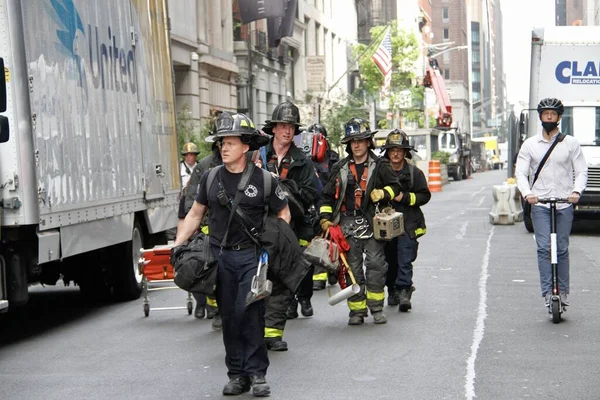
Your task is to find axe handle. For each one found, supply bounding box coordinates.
[339,252,357,286]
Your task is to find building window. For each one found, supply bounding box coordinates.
[471,22,480,44]
[472,51,480,63]
[442,7,449,21]
[444,69,450,80]
[443,28,449,40]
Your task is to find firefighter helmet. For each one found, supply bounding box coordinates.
[208,112,269,150]
[181,142,199,155]
[383,129,415,159]
[263,101,303,136]
[537,98,564,117]
[307,123,328,138]
[341,117,377,144]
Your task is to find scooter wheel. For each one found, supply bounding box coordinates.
[551,300,561,324]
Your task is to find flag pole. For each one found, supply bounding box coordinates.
[246,25,254,120]
[325,22,392,98]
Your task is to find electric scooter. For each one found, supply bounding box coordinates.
[536,197,570,324]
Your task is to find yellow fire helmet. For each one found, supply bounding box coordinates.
[181,142,199,155]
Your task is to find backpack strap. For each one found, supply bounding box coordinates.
[206,165,222,199]
[408,163,415,190]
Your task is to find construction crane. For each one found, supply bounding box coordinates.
[422,58,452,128]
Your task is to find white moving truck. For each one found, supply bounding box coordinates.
[0,0,180,309]
[522,26,600,232]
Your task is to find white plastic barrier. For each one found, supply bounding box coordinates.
[489,184,523,225]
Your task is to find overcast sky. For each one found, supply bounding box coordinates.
[500,0,555,108]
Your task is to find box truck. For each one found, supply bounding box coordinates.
[521,26,600,232]
[0,0,180,310]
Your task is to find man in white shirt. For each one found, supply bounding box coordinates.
[180,142,200,187]
[515,97,588,311]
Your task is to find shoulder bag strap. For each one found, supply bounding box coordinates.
[220,162,257,249]
[531,133,565,189]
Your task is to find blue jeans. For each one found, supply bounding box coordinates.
[212,245,269,378]
[531,205,573,297]
[385,234,419,290]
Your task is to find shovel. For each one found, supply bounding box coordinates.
[245,250,273,307]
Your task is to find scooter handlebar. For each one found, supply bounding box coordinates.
[537,197,570,204]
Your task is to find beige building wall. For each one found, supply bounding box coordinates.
[169,0,239,133]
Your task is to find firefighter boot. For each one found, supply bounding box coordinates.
[387,288,399,306]
[250,375,271,397]
[348,314,365,326]
[398,286,415,312]
[286,298,299,320]
[372,311,388,324]
[265,337,288,351]
[299,298,314,317]
[194,304,205,319]
[222,376,250,396]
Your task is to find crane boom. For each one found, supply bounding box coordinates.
[423,61,453,128]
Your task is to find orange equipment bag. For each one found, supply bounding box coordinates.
[141,248,174,281]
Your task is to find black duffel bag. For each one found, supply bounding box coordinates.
[170,233,218,295]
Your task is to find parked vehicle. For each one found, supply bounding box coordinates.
[0,0,180,310]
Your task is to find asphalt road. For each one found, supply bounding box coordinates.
[1,169,600,400]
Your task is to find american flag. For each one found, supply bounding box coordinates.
[371,28,392,95]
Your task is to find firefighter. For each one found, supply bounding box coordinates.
[318,117,401,325]
[306,123,340,291]
[174,112,289,397]
[180,142,200,187]
[381,130,431,312]
[260,101,317,351]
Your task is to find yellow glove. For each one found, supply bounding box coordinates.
[320,219,334,233]
[370,189,385,203]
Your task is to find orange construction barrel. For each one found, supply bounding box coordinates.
[428,160,442,192]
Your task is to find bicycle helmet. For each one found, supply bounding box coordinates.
[537,98,564,117]
[263,101,303,136]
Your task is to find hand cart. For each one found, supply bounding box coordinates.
[138,245,193,317]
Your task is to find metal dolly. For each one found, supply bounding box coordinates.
[138,245,193,317]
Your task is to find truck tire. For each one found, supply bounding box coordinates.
[114,221,145,300]
[454,165,463,181]
[463,159,471,179]
[76,252,113,302]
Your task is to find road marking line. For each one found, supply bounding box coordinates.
[456,221,469,240]
[465,226,494,400]
[471,186,486,198]
[477,196,485,207]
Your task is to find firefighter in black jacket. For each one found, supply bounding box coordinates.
[260,101,317,351]
[381,130,431,312]
[318,117,401,325]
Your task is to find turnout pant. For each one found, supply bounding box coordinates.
[385,234,419,290]
[345,235,388,316]
[212,245,269,378]
[264,279,293,338]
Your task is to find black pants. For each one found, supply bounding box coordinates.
[212,245,269,378]
[296,264,314,301]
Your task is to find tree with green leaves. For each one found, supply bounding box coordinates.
[176,103,214,160]
[354,23,423,128]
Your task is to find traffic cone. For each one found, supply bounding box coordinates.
[428,160,442,192]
